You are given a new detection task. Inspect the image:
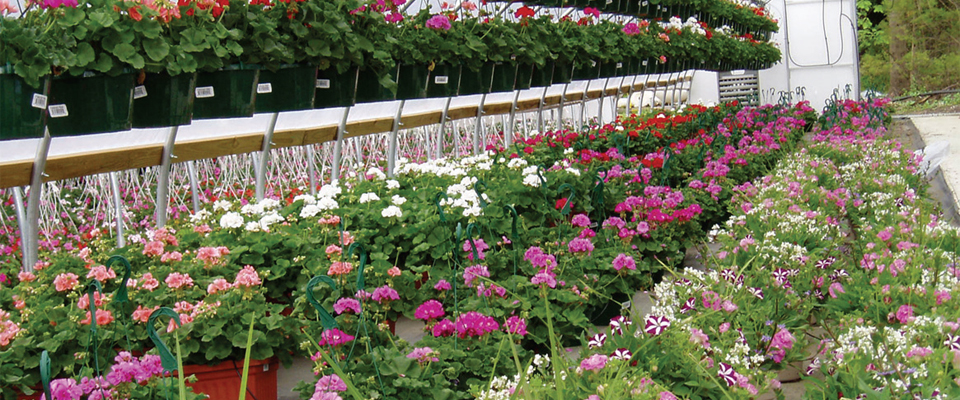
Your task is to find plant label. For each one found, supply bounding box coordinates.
[134,85,148,99]
[642,60,649,66]
[195,86,215,98]
[642,1,648,5]
[48,104,69,118]
[316,79,331,89]
[31,94,48,110]
[616,63,623,69]
[435,76,449,85]
[257,83,273,94]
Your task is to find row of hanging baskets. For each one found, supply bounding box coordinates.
[1,58,699,140]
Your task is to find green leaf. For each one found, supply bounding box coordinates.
[75,42,96,67]
[143,38,170,62]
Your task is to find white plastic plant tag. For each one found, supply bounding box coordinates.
[257,83,273,94]
[134,85,148,99]
[590,60,597,67]
[31,94,48,110]
[616,63,623,69]
[642,60,649,66]
[316,79,331,89]
[621,301,632,311]
[195,86,215,98]
[642,0,648,5]
[48,104,69,118]
[435,76,449,85]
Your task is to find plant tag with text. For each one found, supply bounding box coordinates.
[48,104,69,118]
[316,79,331,89]
[435,76,449,85]
[195,86,215,98]
[31,94,48,109]
[257,83,273,94]
[134,86,148,99]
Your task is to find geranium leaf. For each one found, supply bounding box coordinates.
[143,38,170,62]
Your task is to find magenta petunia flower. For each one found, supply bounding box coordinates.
[588,333,606,349]
[644,315,670,336]
[611,348,632,360]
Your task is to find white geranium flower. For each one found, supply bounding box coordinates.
[258,198,281,210]
[318,184,341,198]
[381,205,403,218]
[316,197,339,211]
[463,207,482,217]
[359,192,380,203]
[522,174,541,188]
[245,221,262,232]
[386,180,400,189]
[508,158,528,169]
[300,204,322,218]
[213,200,232,212]
[189,209,211,223]
[367,167,387,180]
[391,195,407,206]
[219,212,244,229]
[240,203,263,216]
[293,194,317,205]
[259,212,284,230]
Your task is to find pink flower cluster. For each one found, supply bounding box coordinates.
[312,374,347,400]
[414,299,445,321]
[453,311,500,339]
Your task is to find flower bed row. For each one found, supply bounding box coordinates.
[0,99,816,398]
[499,98,960,399]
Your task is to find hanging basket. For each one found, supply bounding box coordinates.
[573,60,601,81]
[426,63,461,98]
[1,69,48,140]
[396,64,428,100]
[131,72,197,129]
[530,61,555,88]
[552,61,574,84]
[255,64,318,113]
[355,67,397,103]
[490,62,517,93]
[515,63,534,90]
[192,65,259,120]
[47,72,135,136]
[315,66,358,108]
[459,62,494,96]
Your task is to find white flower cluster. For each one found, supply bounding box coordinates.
[367,166,387,181]
[381,205,403,219]
[440,176,489,217]
[521,165,543,188]
[661,16,707,36]
[359,192,381,204]
[299,183,341,218]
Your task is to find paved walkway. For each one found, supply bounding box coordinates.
[905,114,960,224]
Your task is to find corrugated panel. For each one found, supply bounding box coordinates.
[719,71,759,106]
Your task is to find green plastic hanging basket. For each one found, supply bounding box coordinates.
[490,62,517,93]
[193,66,259,120]
[355,67,397,103]
[256,65,317,113]
[132,72,196,128]
[531,61,555,88]
[1,70,49,140]
[315,66,358,108]
[515,63,534,90]
[47,72,135,136]
[552,61,574,84]
[573,60,601,81]
[459,63,494,96]
[426,63,461,98]
[396,64,428,100]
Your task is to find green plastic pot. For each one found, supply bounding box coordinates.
[573,60,601,80]
[490,62,517,93]
[355,68,397,103]
[1,71,48,140]
[515,63,534,90]
[530,61,554,88]
[132,72,196,128]
[459,63,494,96]
[617,60,631,77]
[426,63,461,98]
[47,72,134,136]
[256,65,317,113]
[193,66,259,120]
[599,61,620,78]
[315,67,358,108]
[552,61,574,84]
[396,64,428,100]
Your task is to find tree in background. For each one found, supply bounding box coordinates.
[883,0,959,95]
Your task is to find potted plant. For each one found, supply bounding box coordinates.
[350,2,399,103]
[303,0,367,108]
[0,12,58,139]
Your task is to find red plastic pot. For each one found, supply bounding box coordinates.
[184,358,279,400]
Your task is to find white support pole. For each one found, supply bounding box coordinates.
[388,100,405,177]
[23,129,51,271]
[13,187,29,271]
[255,112,280,201]
[558,83,570,130]
[109,172,125,248]
[305,146,318,195]
[155,126,179,228]
[537,85,549,133]
[331,107,351,182]
[506,89,521,147]
[187,160,201,213]
[437,97,452,159]
[580,80,592,128]
[473,93,487,155]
